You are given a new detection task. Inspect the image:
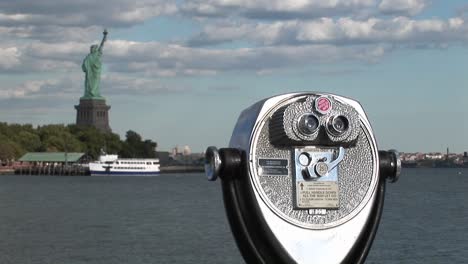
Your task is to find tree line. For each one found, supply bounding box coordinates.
[0,122,157,162]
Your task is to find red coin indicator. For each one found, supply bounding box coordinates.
[315,96,332,114]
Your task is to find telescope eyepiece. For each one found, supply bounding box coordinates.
[297,114,319,136]
[327,115,349,136]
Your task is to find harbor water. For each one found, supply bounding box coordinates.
[0,168,467,264]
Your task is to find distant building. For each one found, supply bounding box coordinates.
[166,145,204,166]
[172,146,179,157]
[426,153,443,160]
[183,145,191,156]
[156,151,170,166]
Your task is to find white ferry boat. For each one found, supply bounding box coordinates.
[89,154,160,176]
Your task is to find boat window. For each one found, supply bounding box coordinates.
[153,162,157,165]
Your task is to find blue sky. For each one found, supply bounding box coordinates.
[0,0,467,153]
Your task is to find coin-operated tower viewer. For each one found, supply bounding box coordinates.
[205,92,401,264]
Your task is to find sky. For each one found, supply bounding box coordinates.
[0,0,467,153]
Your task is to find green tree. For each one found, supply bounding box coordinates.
[0,135,24,161]
[0,122,157,160]
[17,131,41,152]
[119,130,157,158]
[75,127,105,159]
[142,139,157,158]
[103,132,122,155]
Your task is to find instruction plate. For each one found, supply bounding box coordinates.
[258,159,288,176]
[296,181,339,209]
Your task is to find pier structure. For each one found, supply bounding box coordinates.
[16,152,90,176]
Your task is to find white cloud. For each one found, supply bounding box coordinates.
[104,40,390,74]
[0,79,61,99]
[0,73,192,102]
[0,1,177,27]
[0,41,85,73]
[0,0,467,92]
[0,47,21,69]
[101,74,192,95]
[181,0,376,19]
[379,0,427,16]
[0,0,177,43]
[188,17,468,46]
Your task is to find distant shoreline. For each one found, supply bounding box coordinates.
[402,162,468,169]
[2,165,468,176]
[0,165,205,175]
[160,165,204,173]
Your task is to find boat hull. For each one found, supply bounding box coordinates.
[90,170,160,176]
[89,155,160,176]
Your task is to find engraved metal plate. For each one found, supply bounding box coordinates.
[296,181,339,209]
[293,147,343,209]
[258,158,288,176]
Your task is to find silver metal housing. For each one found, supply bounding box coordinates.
[229,92,380,264]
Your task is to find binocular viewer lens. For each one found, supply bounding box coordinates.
[297,113,350,138]
[298,114,319,135]
[327,115,349,136]
[205,92,401,264]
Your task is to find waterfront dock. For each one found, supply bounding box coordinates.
[11,152,91,176]
[14,165,89,176]
[0,167,14,175]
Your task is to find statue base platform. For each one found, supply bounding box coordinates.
[75,99,111,132]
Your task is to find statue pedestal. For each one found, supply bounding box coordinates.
[75,99,111,132]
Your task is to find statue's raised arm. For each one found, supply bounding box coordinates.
[98,29,108,53]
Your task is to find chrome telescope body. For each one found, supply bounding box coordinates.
[205,92,401,264]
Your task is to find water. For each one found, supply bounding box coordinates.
[368,168,468,264]
[0,169,466,264]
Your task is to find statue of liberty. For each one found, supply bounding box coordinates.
[82,29,108,100]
